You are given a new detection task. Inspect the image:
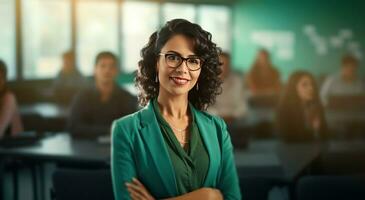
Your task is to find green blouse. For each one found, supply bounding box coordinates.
[152,99,210,195]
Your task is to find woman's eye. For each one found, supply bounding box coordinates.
[167,54,179,61]
[188,59,199,64]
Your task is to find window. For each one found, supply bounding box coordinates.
[77,0,118,76]
[0,0,15,80]
[121,1,159,73]
[198,5,231,51]
[162,3,196,23]
[10,1,232,79]
[22,0,71,79]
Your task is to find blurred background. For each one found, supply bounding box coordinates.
[1,0,365,200]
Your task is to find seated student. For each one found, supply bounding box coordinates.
[0,60,23,138]
[320,54,364,105]
[245,49,281,96]
[52,51,88,105]
[208,52,247,124]
[53,50,87,90]
[68,51,137,139]
[276,71,328,142]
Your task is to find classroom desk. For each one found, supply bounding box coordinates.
[0,134,321,182]
[19,103,70,132]
[0,133,109,165]
[235,139,322,181]
[325,110,365,127]
[0,133,109,200]
[2,133,365,200]
[20,103,69,119]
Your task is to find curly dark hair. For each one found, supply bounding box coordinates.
[136,18,222,110]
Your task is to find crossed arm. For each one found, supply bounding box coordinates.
[125,177,222,200]
[111,118,241,200]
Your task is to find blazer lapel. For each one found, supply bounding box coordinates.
[192,106,221,187]
[139,103,177,196]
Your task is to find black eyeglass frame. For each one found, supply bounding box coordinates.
[159,53,203,71]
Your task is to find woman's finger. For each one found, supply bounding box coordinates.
[126,183,145,195]
[132,178,147,190]
[127,186,144,200]
[131,179,155,200]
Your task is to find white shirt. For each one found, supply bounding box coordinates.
[208,72,248,118]
[320,73,364,105]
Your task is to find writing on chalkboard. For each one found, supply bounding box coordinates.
[303,24,363,60]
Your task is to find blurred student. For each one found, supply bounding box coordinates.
[320,54,364,105]
[53,51,87,90]
[0,60,23,138]
[208,52,247,123]
[277,71,328,142]
[68,51,137,139]
[245,49,281,96]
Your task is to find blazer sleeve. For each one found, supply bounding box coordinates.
[216,118,242,200]
[111,120,137,200]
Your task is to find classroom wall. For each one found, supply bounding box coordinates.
[231,0,365,80]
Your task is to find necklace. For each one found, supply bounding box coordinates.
[169,124,188,132]
[163,114,190,145]
[170,125,189,144]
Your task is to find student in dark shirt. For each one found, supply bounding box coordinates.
[276,71,328,142]
[68,51,137,139]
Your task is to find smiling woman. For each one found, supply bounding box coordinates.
[111,19,241,200]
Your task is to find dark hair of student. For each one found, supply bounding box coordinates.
[94,51,119,66]
[342,54,358,66]
[276,71,328,142]
[136,18,222,110]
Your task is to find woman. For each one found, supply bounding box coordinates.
[0,59,23,138]
[111,19,241,200]
[246,49,281,95]
[276,71,328,142]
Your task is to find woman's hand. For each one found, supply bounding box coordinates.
[125,178,222,200]
[201,188,223,200]
[125,178,155,200]
[164,188,223,200]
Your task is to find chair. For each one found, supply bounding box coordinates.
[296,175,365,200]
[240,176,288,200]
[316,152,365,175]
[51,169,114,200]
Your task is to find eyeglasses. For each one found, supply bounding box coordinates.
[159,53,203,71]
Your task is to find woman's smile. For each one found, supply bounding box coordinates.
[169,76,190,86]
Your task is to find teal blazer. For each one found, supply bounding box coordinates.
[111,102,241,200]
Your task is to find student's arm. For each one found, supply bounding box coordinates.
[215,118,242,200]
[10,94,23,136]
[0,93,17,137]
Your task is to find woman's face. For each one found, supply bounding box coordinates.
[296,75,314,102]
[156,34,201,97]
